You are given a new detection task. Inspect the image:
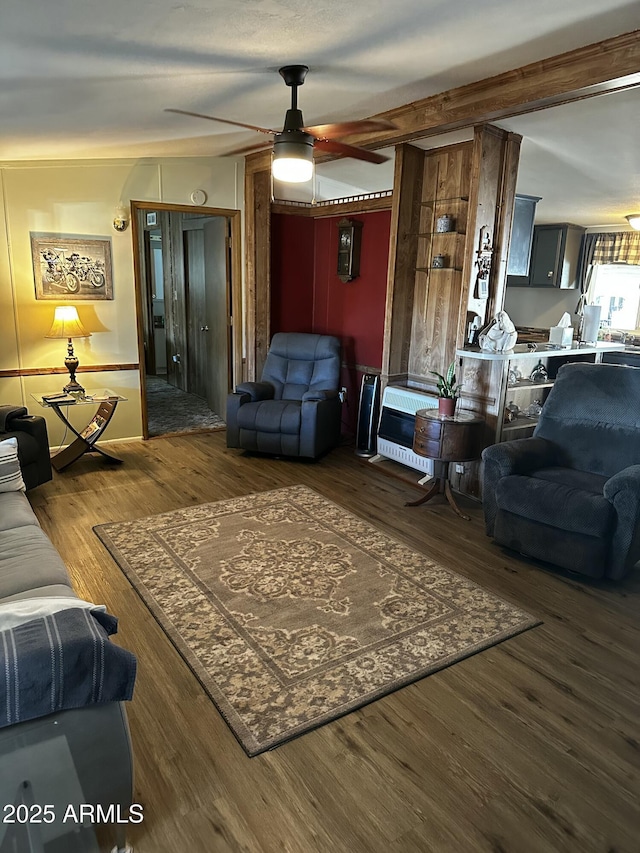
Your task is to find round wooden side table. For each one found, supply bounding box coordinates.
[409,408,484,519]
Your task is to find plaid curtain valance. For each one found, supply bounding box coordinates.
[592,232,640,265]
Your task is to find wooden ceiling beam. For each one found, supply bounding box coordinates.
[355,30,640,149]
[247,29,639,172]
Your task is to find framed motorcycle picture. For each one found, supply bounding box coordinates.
[30,233,114,300]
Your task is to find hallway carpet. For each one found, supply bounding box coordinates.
[146,375,225,437]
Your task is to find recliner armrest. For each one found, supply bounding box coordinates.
[299,396,342,458]
[0,406,28,431]
[482,437,557,477]
[482,437,557,537]
[1,414,45,442]
[0,415,52,489]
[235,381,275,402]
[226,392,250,448]
[301,389,339,402]
[603,465,640,580]
[604,465,640,501]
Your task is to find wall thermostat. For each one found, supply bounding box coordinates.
[190,189,207,205]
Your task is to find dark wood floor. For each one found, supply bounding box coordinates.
[30,432,640,853]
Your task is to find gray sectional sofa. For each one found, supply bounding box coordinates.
[0,489,136,852]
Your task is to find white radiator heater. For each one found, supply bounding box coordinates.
[374,385,438,476]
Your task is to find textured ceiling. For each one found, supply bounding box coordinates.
[1,0,638,224]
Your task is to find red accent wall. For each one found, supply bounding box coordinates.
[271,209,391,436]
[271,214,315,333]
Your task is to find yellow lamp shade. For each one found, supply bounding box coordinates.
[45,305,91,339]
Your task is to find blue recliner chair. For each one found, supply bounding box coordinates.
[482,362,640,580]
[226,332,342,459]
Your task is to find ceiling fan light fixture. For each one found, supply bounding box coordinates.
[626,214,640,230]
[272,132,314,183]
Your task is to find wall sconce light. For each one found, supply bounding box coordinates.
[45,305,92,393]
[626,214,640,231]
[113,205,130,232]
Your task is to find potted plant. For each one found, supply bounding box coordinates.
[430,361,462,416]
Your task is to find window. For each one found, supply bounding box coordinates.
[589,264,640,331]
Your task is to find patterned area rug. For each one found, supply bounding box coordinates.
[94,486,538,756]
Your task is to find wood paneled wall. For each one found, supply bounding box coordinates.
[381,144,424,385]
[244,166,271,380]
[381,128,520,399]
[462,126,522,335]
[408,142,472,383]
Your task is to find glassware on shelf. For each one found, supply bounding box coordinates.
[504,401,520,423]
[524,399,543,418]
[508,366,522,385]
[529,360,549,383]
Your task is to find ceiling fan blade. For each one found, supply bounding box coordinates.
[314,138,389,164]
[165,108,277,135]
[305,119,396,139]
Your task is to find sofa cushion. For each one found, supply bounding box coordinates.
[0,491,39,531]
[496,473,614,538]
[0,438,26,493]
[0,527,71,598]
[1,584,78,603]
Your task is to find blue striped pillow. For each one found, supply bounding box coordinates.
[0,438,26,492]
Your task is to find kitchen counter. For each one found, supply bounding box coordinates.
[456,342,625,362]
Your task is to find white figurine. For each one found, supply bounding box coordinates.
[479,310,518,353]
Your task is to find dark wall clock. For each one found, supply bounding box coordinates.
[337,217,363,283]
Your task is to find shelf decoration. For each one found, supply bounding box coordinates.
[479,310,518,353]
[474,225,493,299]
[436,214,455,233]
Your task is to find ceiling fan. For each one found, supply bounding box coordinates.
[166,65,395,183]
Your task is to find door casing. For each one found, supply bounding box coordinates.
[131,200,243,439]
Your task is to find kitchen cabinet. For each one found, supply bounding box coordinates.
[506,194,541,284]
[527,223,585,289]
[507,222,585,288]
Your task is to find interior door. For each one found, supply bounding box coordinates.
[183,215,231,415]
[184,224,208,398]
[203,217,231,417]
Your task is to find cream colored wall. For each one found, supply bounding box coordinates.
[0,157,243,446]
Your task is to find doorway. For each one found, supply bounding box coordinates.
[131,201,242,439]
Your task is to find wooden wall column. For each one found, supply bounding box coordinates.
[381,144,425,387]
[461,125,522,343]
[244,154,272,381]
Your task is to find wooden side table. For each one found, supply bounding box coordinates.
[409,408,484,519]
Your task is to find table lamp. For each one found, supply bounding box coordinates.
[45,305,91,393]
